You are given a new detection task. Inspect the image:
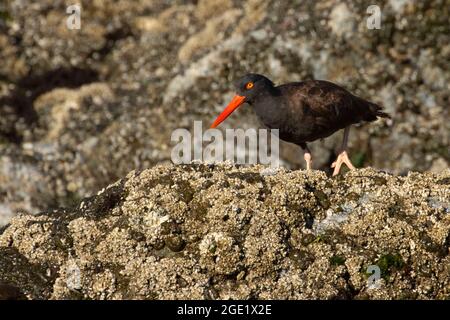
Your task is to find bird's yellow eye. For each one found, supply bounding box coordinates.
[246,82,254,90]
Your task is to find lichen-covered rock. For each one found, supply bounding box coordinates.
[0,164,448,300]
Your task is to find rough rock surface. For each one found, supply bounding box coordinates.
[0,0,449,225]
[0,164,449,300]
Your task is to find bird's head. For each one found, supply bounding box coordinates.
[210,73,274,128]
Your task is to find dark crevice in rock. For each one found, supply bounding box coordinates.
[40,179,127,223]
[88,25,134,60]
[0,283,27,300]
[335,270,360,300]
[77,179,126,220]
[0,224,10,236]
[437,177,450,185]
[0,67,99,144]
[16,67,99,98]
[143,174,175,191]
[226,172,264,184]
[0,247,55,299]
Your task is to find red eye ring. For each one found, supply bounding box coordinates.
[246,82,254,89]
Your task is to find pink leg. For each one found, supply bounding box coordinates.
[331,126,355,176]
[301,143,312,170]
[304,152,312,170]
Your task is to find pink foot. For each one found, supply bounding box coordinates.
[331,151,355,176]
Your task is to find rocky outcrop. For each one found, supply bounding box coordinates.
[0,164,449,299]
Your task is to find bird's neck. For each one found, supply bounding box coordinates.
[250,88,285,129]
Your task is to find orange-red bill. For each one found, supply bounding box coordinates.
[210,95,245,128]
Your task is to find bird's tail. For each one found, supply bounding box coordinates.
[366,101,391,120]
[374,109,391,119]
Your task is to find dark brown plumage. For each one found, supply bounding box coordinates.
[211,73,390,175]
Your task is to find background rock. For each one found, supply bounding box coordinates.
[0,1,449,227]
[0,164,449,299]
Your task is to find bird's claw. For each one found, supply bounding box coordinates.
[331,151,355,176]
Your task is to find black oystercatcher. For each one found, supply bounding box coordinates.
[211,74,390,175]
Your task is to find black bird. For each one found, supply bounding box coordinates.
[210,73,390,175]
